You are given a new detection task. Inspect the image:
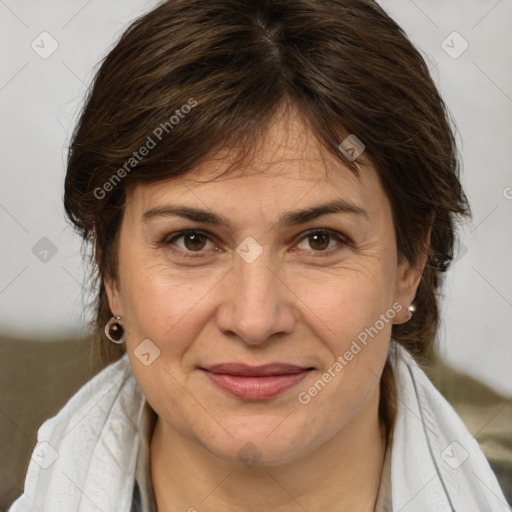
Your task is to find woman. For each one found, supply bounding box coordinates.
[9,0,508,511]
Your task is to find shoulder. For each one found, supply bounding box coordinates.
[38,353,136,440]
[388,342,509,511]
[9,353,145,512]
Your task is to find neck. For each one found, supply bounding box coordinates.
[150,387,387,512]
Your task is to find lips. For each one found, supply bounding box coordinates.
[200,363,313,400]
[203,363,310,376]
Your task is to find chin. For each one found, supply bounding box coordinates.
[202,416,316,468]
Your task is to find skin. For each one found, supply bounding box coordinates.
[106,107,426,511]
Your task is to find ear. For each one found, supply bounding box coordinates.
[392,228,431,325]
[105,276,123,318]
[95,233,123,317]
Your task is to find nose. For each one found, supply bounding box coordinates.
[215,251,298,346]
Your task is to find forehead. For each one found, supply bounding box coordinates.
[181,107,361,182]
[127,107,384,216]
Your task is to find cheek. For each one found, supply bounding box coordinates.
[119,262,222,353]
[289,260,396,411]
[117,262,225,432]
[290,275,393,444]
[292,261,397,347]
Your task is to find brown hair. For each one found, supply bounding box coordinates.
[64,0,469,427]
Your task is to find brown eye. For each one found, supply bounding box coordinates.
[166,230,214,254]
[308,232,330,251]
[183,232,207,251]
[296,229,345,253]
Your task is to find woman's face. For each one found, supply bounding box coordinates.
[107,109,421,466]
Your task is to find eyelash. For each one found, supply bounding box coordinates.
[161,229,348,259]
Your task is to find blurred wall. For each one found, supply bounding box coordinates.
[1,0,511,394]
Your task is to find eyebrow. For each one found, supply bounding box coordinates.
[142,198,368,228]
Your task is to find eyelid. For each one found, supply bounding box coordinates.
[164,229,211,244]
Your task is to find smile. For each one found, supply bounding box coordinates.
[199,363,314,400]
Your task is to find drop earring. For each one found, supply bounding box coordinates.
[105,316,125,344]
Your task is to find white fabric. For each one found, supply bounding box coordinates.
[388,343,510,511]
[132,400,158,511]
[9,356,144,512]
[9,343,510,512]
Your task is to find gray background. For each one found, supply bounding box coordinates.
[1,0,511,394]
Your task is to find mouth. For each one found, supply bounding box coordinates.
[199,363,314,400]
